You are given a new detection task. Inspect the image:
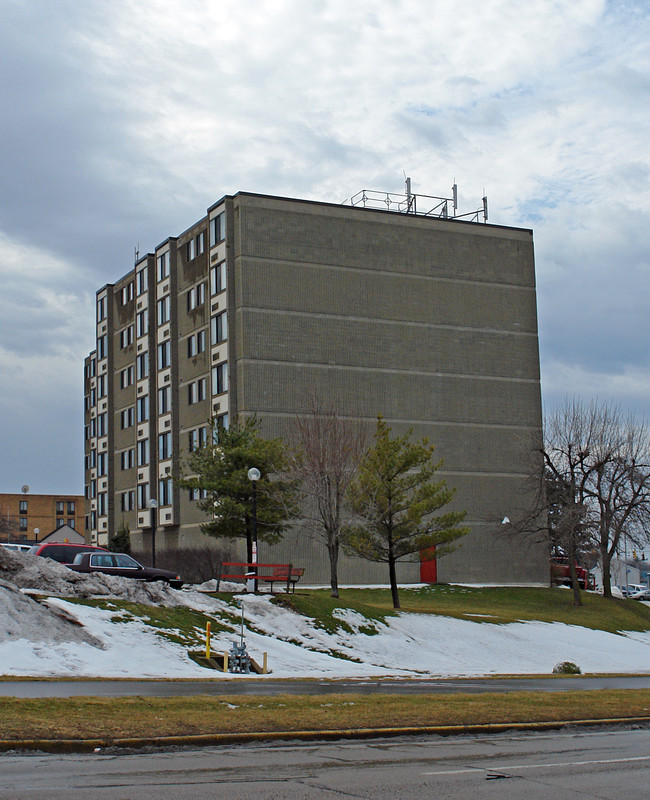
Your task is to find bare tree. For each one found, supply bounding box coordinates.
[544,399,650,599]
[292,398,367,598]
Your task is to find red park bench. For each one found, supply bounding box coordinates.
[216,562,304,593]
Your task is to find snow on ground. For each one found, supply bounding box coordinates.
[1,547,650,679]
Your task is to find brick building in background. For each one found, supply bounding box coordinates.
[0,493,84,543]
[84,188,547,585]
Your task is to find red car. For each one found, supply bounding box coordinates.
[28,542,109,565]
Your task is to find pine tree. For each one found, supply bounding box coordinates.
[178,417,299,561]
[344,417,468,608]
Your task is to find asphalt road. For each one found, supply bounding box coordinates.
[1,727,649,798]
[1,675,650,697]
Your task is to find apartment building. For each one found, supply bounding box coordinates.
[84,189,548,584]
[0,492,84,542]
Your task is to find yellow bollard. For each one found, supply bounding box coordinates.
[224,652,228,672]
[263,652,268,674]
[205,621,211,660]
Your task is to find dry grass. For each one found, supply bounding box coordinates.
[1,689,649,742]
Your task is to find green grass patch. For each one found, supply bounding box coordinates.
[1,690,649,743]
[272,591,395,635]
[280,586,650,634]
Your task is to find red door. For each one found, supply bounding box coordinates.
[419,546,437,583]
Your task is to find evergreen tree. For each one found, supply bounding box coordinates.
[178,417,299,561]
[109,521,131,553]
[344,417,469,608]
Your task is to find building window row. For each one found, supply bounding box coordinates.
[210,211,225,246]
[158,341,171,370]
[157,295,171,326]
[159,477,173,506]
[136,265,148,295]
[187,329,206,358]
[210,261,226,295]
[120,325,134,349]
[188,377,207,405]
[211,312,227,345]
[120,365,134,389]
[121,282,134,305]
[97,334,107,359]
[186,231,205,261]
[189,487,208,500]
[157,252,169,282]
[138,438,149,466]
[188,425,209,453]
[86,358,96,378]
[121,406,135,429]
[187,282,206,311]
[97,297,106,322]
[136,309,148,338]
[212,362,228,395]
[158,385,171,414]
[159,431,172,460]
[137,352,149,379]
[137,395,149,422]
[121,448,135,470]
[121,490,136,512]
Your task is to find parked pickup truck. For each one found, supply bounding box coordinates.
[69,551,183,588]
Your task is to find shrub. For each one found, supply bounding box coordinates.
[552,661,582,675]
[109,522,131,554]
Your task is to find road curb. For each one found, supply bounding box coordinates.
[2,716,650,754]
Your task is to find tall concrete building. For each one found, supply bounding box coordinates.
[84,189,547,584]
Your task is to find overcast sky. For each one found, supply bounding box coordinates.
[1,0,649,494]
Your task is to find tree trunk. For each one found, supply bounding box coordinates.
[328,540,339,598]
[601,549,613,598]
[388,552,400,609]
[567,536,582,607]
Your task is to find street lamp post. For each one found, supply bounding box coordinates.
[147,498,158,567]
[247,468,261,591]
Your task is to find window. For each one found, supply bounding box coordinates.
[120,366,134,388]
[138,483,150,509]
[157,296,170,326]
[210,262,227,295]
[210,211,226,246]
[67,501,75,515]
[199,425,209,447]
[86,449,97,470]
[188,428,198,452]
[157,251,169,282]
[121,448,135,470]
[158,386,171,414]
[19,499,27,513]
[136,310,148,338]
[97,374,106,398]
[137,395,149,423]
[211,311,227,344]
[97,334,107,359]
[86,358,96,378]
[85,480,96,500]
[120,325,134,349]
[187,329,206,357]
[120,491,136,512]
[157,341,171,370]
[186,237,196,261]
[136,266,148,295]
[97,412,107,437]
[97,297,106,321]
[212,362,228,395]
[187,282,206,311]
[56,501,64,514]
[56,518,65,529]
[121,282,134,305]
[121,406,135,429]
[216,412,229,430]
[98,493,107,516]
[137,438,149,466]
[136,352,149,380]
[196,231,205,255]
[188,378,207,405]
[189,487,208,500]
[159,477,173,506]
[158,432,172,460]
[98,452,107,476]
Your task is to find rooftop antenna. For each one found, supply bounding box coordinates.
[482,192,488,222]
[452,182,458,214]
[134,244,140,262]
[404,173,415,213]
